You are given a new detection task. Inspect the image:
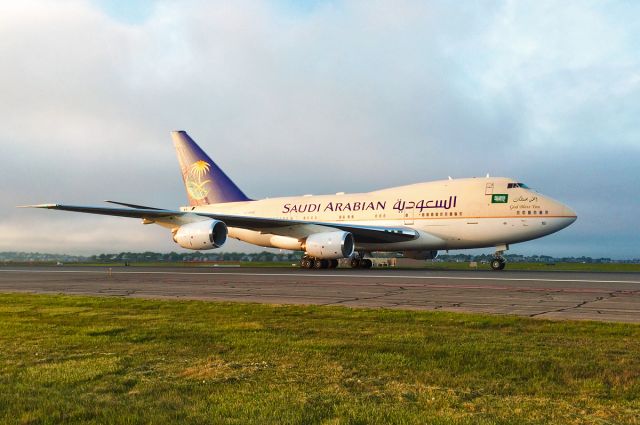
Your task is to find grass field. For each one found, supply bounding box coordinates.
[419,261,640,273]
[1,294,639,424]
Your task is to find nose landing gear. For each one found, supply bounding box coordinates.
[490,245,508,271]
[490,257,506,271]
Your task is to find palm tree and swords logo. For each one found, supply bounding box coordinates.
[185,160,211,200]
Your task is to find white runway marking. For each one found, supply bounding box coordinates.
[1,269,638,284]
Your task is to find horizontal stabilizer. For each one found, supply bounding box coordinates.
[104,200,163,210]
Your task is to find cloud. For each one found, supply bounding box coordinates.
[1,0,638,257]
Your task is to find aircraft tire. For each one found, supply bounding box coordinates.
[362,259,373,269]
[329,259,339,269]
[350,258,361,268]
[490,258,505,271]
[313,259,328,269]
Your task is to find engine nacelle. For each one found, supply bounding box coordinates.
[403,250,438,260]
[304,231,354,259]
[173,220,227,250]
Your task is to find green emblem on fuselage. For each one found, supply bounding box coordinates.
[491,194,508,203]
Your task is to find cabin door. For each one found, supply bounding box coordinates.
[485,182,494,195]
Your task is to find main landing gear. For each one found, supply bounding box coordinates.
[350,257,373,269]
[300,256,339,270]
[299,254,373,270]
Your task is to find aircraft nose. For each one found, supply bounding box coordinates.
[563,204,577,223]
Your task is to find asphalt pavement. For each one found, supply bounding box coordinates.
[1,266,639,323]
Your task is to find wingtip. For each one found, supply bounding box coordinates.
[16,203,58,209]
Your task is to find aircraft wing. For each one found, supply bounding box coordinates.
[22,203,418,244]
[196,214,418,243]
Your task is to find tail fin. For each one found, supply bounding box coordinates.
[171,131,251,206]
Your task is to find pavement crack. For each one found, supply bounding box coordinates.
[321,286,407,306]
[530,291,619,318]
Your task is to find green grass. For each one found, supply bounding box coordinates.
[419,261,640,272]
[1,295,639,424]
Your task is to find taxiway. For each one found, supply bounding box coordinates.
[1,266,639,323]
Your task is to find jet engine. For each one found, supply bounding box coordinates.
[304,231,354,259]
[403,250,438,260]
[173,220,227,250]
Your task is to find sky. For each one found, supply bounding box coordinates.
[0,0,638,258]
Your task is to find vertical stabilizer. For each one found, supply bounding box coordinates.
[171,131,251,206]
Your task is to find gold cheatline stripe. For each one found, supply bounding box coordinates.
[278,215,576,222]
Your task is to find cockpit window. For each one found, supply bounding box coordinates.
[507,182,530,189]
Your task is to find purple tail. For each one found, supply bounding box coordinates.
[171,131,251,206]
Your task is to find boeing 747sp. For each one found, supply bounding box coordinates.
[23,131,577,270]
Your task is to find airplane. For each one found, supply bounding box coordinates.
[22,131,577,271]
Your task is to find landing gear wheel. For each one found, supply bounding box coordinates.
[313,259,329,269]
[329,259,339,269]
[490,258,506,271]
[350,258,361,269]
[301,258,313,269]
[362,259,373,269]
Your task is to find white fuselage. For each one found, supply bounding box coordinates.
[180,177,577,253]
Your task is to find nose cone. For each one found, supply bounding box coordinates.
[564,204,577,221]
[561,204,578,228]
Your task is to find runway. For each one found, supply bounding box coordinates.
[1,266,639,323]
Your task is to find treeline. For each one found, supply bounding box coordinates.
[0,251,303,263]
[1,251,637,264]
[89,251,304,263]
